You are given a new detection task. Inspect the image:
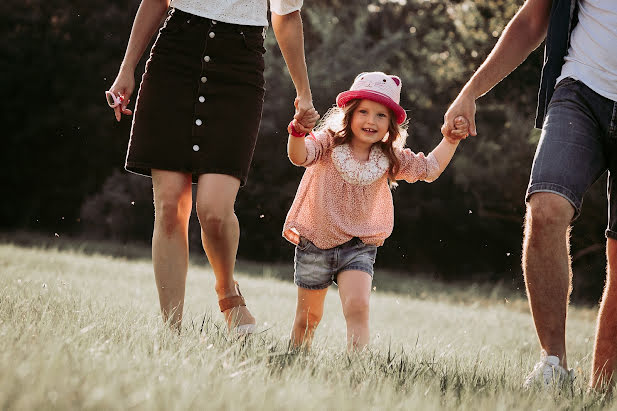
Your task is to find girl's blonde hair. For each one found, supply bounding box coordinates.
[314,99,409,188]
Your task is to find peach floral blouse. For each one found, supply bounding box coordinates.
[283,130,440,249]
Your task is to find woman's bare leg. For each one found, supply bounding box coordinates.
[195,173,255,329]
[151,169,193,329]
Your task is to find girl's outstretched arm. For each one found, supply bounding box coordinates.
[108,0,170,121]
[430,114,466,174]
[287,121,308,165]
[430,138,459,175]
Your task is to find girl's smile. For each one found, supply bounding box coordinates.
[350,99,391,152]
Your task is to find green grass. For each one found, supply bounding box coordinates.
[0,240,613,410]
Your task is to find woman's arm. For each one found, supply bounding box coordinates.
[271,11,319,132]
[108,0,170,121]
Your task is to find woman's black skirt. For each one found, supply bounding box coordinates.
[126,8,266,185]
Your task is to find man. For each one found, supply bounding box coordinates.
[442,0,617,389]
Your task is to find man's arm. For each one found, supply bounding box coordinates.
[271,11,319,131]
[442,0,553,137]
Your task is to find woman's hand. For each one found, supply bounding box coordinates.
[293,96,319,134]
[107,68,135,122]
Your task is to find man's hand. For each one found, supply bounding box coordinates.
[442,92,477,141]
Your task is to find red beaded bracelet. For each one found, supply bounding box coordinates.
[288,121,306,138]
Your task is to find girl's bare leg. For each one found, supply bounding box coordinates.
[337,270,372,350]
[151,169,193,329]
[290,287,328,349]
[195,173,255,329]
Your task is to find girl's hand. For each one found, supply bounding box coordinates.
[107,69,135,122]
[293,96,320,131]
[288,119,308,137]
[443,116,469,144]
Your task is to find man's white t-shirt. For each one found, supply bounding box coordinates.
[170,0,303,27]
[557,0,617,101]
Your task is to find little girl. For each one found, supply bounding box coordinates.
[283,72,467,350]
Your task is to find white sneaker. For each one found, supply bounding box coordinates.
[523,350,574,389]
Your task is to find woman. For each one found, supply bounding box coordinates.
[106,0,319,332]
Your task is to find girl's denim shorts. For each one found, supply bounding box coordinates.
[294,237,378,290]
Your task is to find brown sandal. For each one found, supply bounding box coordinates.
[218,281,246,312]
[218,281,256,334]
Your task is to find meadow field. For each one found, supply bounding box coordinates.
[0,240,613,410]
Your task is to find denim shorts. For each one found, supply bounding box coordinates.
[527,77,617,238]
[294,237,378,290]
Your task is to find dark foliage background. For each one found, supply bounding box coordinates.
[1,0,608,302]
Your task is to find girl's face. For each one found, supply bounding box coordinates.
[350,99,391,147]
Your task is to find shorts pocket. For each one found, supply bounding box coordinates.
[367,245,377,263]
[357,242,378,264]
[554,77,578,91]
[297,236,313,251]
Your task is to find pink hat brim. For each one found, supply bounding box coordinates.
[336,90,407,124]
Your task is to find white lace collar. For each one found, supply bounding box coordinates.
[331,144,389,186]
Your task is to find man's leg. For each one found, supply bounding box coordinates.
[523,192,575,367]
[591,240,617,389]
[195,173,255,330]
[523,79,608,374]
[151,169,193,329]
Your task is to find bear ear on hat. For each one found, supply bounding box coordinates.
[391,76,401,86]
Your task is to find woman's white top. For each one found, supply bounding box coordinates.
[170,0,303,26]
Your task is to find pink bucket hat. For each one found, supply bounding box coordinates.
[336,72,406,124]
